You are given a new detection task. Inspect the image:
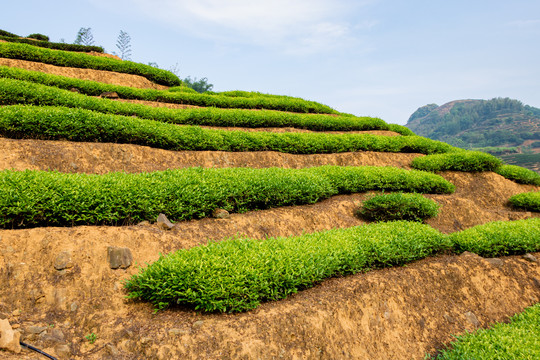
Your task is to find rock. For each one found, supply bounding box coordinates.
[107,246,133,269]
[26,325,48,334]
[11,309,21,317]
[137,220,150,226]
[168,328,189,336]
[484,258,504,267]
[157,213,174,230]
[100,91,119,99]
[0,319,21,353]
[106,343,119,356]
[55,344,71,358]
[192,320,205,329]
[464,311,480,327]
[69,87,80,93]
[54,251,73,270]
[212,208,230,219]
[523,253,538,263]
[70,302,78,312]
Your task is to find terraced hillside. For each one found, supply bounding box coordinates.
[0,37,539,360]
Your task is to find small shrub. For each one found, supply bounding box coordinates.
[27,33,49,41]
[495,164,540,185]
[411,151,502,172]
[356,192,440,222]
[508,191,540,212]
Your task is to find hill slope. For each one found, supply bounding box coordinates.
[0,35,539,360]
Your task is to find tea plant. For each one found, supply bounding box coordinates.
[356,192,440,222]
[508,191,540,212]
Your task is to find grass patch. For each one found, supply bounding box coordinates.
[124,221,449,312]
[356,192,440,222]
[0,105,453,154]
[495,164,540,185]
[448,218,540,257]
[427,303,540,360]
[411,151,502,172]
[509,191,540,212]
[0,42,180,86]
[0,35,104,53]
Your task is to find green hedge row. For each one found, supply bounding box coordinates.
[356,192,440,222]
[0,166,454,228]
[0,42,180,86]
[0,78,420,134]
[411,151,503,172]
[428,303,540,360]
[0,29,18,37]
[0,35,104,53]
[448,218,540,257]
[0,105,453,155]
[124,217,540,312]
[0,65,338,114]
[508,191,540,212]
[495,164,540,185]
[125,221,450,312]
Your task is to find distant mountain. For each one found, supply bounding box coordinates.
[406,97,540,172]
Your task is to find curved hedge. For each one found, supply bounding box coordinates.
[0,105,453,155]
[0,78,417,134]
[125,221,449,312]
[125,217,540,312]
[508,191,540,212]
[449,217,540,257]
[411,151,502,172]
[0,42,180,86]
[0,35,104,53]
[0,166,454,228]
[0,66,338,114]
[495,164,540,185]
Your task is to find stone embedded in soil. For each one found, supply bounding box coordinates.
[55,344,71,358]
[192,320,205,329]
[26,325,48,334]
[0,319,21,353]
[107,246,133,269]
[157,213,174,230]
[212,208,230,219]
[54,250,73,270]
[484,258,504,267]
[168,328,189,336]
[106,343,120,356]
[523,253,538,263]
[464,311,480,327]
[100,91,120,99]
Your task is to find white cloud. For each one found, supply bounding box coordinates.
[91,0,375,54]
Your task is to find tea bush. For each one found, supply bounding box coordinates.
[448,217,540,257]
[0,105,453,155]
[356,192,440,222]
[411,151,502,172]
[0,166,454,228]
[427,303,540,360]
[0,42,179,85]
[0,35,104,52]
[0,66,338,114]
[124,221,449,312]
[495,164,540,185]
[508,191,540,212]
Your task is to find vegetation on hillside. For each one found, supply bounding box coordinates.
[427,303,540,360]
[356,192,440,222]
[406,98,540,149]
[0,166,454,228]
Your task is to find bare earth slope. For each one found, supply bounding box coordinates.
[0,58,539,360]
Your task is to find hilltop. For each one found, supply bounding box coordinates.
[0,31,538,360]
[406,98,540,172]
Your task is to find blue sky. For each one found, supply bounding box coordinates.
[2,0,539,124]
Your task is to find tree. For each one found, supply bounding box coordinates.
[114,30,132,60]
[74,27,95,46]
[183,76,214,93]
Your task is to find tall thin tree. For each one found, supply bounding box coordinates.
[115,30,132,60]
[74,27,94,46]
